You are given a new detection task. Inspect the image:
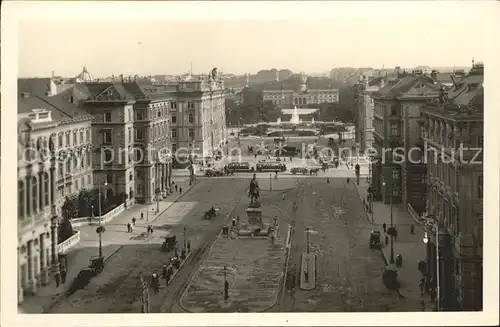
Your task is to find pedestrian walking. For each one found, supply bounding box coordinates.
[141,211,144,220]
[127,222,132,233]
[150,225,154,234]
[410,224,415,235]
[382,223,387,233]
[385,235,389,245]
[175,184,178,192]
[132,217,136,227]
[393,228,398,241]
[179,187,182,193]
[187,241,191,252]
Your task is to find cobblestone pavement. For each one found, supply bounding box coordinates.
[48,179,250,313]
[179,191,290,312]
[279,177,422,312]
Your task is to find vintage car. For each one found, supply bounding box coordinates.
[290,167,309,175]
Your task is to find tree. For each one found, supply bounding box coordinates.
[59,196,77,243]
[77,189,93,217]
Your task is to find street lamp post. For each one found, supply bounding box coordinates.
[97,181,108,258]
[423,223,440,311]
[223,265,229,300]
[382,181,395,264]
[183,226,187,251]
[155,188,160,214]
[269,173,272,191]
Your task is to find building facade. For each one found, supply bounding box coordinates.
[17,93,93,303]
[169,71,227,162]
[420,63,484,311]
[75,81,173,205]
[354,74,385,153]
[371,72,438,204]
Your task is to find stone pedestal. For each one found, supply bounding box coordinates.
[245,207,263,229]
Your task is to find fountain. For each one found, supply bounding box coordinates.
[290,106,300,125]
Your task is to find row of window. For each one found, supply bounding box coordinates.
[56,174,93,200]
[18,175,52,219]
[171,113,195,124]
[53,129,91,149]
[57,152,92,177]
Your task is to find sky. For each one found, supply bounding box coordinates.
[16,4,492,78]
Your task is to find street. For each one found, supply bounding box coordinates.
[47,178,249,313]
[44,172,420,313]
[277,177,422,312]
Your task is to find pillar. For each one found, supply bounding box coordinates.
[49,168,55,205]
[40,233,49,285]
[18,246,24,304]
[50,216,60,285]
[27,240,37,294]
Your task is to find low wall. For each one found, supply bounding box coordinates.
[71,203,128,227]
[57,230,80,254]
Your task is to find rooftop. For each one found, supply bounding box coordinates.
[18,78,54,96]
[18,92,92,128]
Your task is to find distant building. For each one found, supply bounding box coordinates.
[262,74,339,108]
[17,92,93,302]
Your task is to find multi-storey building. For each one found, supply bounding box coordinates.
[371,71,439,204]
[262,74,339,108]
[420,63,484,311]
[354,74,385,153]
[17,92,93,302]
[169,70,226,162]
[64,81,173,205]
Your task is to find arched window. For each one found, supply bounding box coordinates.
[31,176,38,214]
[18,180,25,218]
[44,172,50,207]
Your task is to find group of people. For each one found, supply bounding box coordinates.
[150,248,187,293]
[126,216,154,234]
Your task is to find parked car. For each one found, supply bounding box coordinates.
[290,167,309,175]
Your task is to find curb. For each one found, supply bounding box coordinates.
[148,180,199,224]
[43,244,124,313]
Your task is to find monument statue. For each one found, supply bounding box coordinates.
[248,173,260,205]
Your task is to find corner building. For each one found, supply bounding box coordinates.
[420,63,484,311]
[17,92,93,303]
[71,82,173,205]
[169,73,226,163]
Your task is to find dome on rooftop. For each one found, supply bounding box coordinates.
[75,65,93,83]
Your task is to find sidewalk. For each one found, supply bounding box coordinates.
[20,177,196,313]
[353,177,427,303]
